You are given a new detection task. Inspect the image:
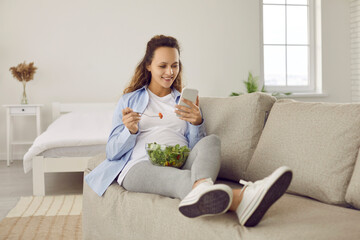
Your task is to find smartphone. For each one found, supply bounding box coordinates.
[176,88,198,117]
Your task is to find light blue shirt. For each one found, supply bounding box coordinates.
[85,85,206,196]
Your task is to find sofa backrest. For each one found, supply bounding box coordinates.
[200,92,276,182]
[245,99,360,207]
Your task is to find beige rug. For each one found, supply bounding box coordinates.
[0,195,82,240]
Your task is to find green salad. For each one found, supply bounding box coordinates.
[146,142,190,168]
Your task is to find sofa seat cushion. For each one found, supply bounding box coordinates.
[200,93,276,181]
[87,152,106,171]
[83,170,242,240]
[83,170,360,240]
[246,99,360,205]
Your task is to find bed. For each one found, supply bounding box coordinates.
[24,102,116,196]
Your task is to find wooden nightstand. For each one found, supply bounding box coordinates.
[2,104,43,167]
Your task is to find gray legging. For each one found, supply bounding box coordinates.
[122,134,221,200]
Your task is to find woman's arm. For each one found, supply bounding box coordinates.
[187,117,206,149]
[175,96,206,148]
[106,97,140,161]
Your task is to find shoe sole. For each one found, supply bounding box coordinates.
[243,169,293,227]
[179,189,232,218]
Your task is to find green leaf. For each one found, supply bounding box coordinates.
[261,85,267,92]
[230,92,242,96]
[244,72,258,93]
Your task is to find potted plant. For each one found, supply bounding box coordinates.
[9,61,37,104]
[230,72,291,98]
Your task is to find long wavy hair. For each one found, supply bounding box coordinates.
[123,35,183,94]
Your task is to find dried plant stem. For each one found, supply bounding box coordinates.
[21,80,28,104]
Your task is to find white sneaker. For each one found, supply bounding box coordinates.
[236,166,293,227]
[179,178,233,218]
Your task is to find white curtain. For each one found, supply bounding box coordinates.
[351,0,360,102]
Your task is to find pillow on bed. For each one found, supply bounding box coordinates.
[23,110,114,173]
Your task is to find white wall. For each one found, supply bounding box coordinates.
[0,0,351,160]
[318,0,351,103]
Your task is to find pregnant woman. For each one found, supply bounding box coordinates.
[85,35,292,227]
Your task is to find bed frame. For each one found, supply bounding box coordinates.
[32,102,116,196]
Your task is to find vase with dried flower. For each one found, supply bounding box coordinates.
[9,61,37,104]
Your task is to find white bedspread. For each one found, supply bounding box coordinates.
[23,110,113,173]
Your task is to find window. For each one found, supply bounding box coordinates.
[261,0,316,93]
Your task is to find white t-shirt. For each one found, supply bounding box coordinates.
[117,89,188,185]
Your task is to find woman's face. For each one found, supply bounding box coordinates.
[147,47,180,94]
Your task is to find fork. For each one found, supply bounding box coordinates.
[137,112,163,119]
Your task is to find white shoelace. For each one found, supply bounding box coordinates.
[239,177,267,195]
[239,179,251,186]
[239,180,252,196]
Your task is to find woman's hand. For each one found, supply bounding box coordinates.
[175,96,203,125]
[122,107,141,134]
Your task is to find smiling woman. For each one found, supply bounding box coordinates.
[146,47,180,96]
[123,35,184,95]
[84,35,292,228]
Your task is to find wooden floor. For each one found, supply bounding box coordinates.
[0,160,83,221]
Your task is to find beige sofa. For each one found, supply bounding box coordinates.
[82,93,360,240]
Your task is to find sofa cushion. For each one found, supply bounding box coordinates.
[245,99,360,205]
[87,152,106,171]
[83,167,360,240]
[200,93,276,181]
[346,150,360,209]
[83,170,243,240]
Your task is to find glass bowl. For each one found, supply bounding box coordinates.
[145,142,190,168]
